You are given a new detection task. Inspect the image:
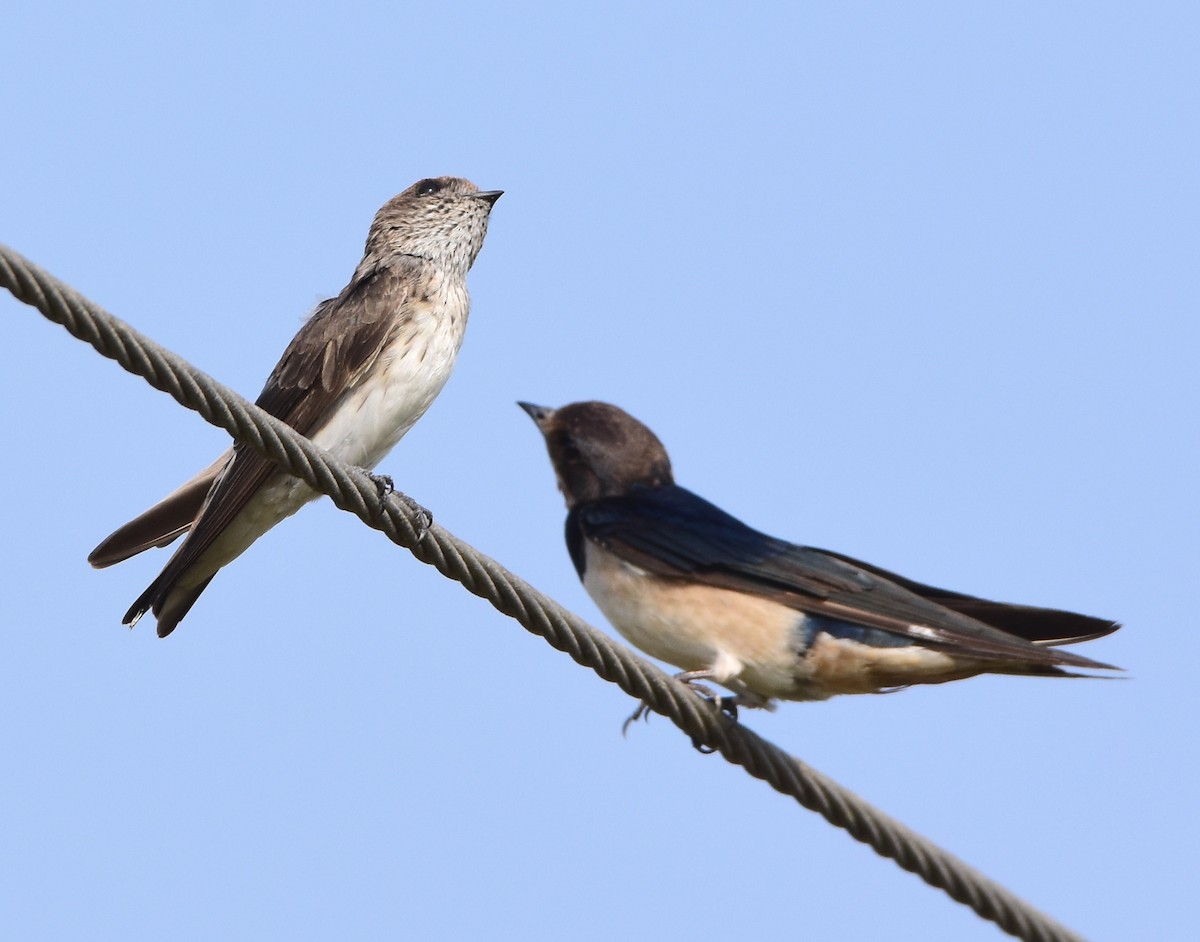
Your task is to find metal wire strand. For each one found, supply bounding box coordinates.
[1,242,1086,942]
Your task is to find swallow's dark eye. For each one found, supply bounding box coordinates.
[415,179,443,196]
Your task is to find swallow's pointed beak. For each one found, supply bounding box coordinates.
[517,401,554,429]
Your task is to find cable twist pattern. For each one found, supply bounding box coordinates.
[1,243,1086,942]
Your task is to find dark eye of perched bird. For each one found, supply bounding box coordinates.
[415,179,444,196]
[557,438,581,462]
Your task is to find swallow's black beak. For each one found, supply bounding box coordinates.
[474,190,504,206]
[517,401,553,427]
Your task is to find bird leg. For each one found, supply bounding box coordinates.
[396,492,433,541]
[365,472,394,515]
[362,471,433,541]
[621,670,741,747]
[621,701,653,737]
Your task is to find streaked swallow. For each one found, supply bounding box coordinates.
[520,400,1120,716]
[90,177,502,637]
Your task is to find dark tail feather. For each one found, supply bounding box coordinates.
[123,573,216,637]
[123,584,159,629]
[154,576,216,638]
[994,663,1126,680]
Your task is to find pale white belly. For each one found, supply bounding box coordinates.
[177,297,467,589]
[310,305,466,468]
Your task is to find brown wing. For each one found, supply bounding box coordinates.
[124,260,416,631]
[88,451,230,567]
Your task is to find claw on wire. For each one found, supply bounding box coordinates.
[363,470,432,541]
[621,670,741,753]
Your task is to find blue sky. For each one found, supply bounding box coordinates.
[2,3,1195,939]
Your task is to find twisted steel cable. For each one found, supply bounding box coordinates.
[1,243,1086,942]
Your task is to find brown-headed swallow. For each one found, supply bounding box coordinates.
[520,400,1120,716]
[89,177,502,637]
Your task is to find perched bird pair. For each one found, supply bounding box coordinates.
[92,176,1119,716]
